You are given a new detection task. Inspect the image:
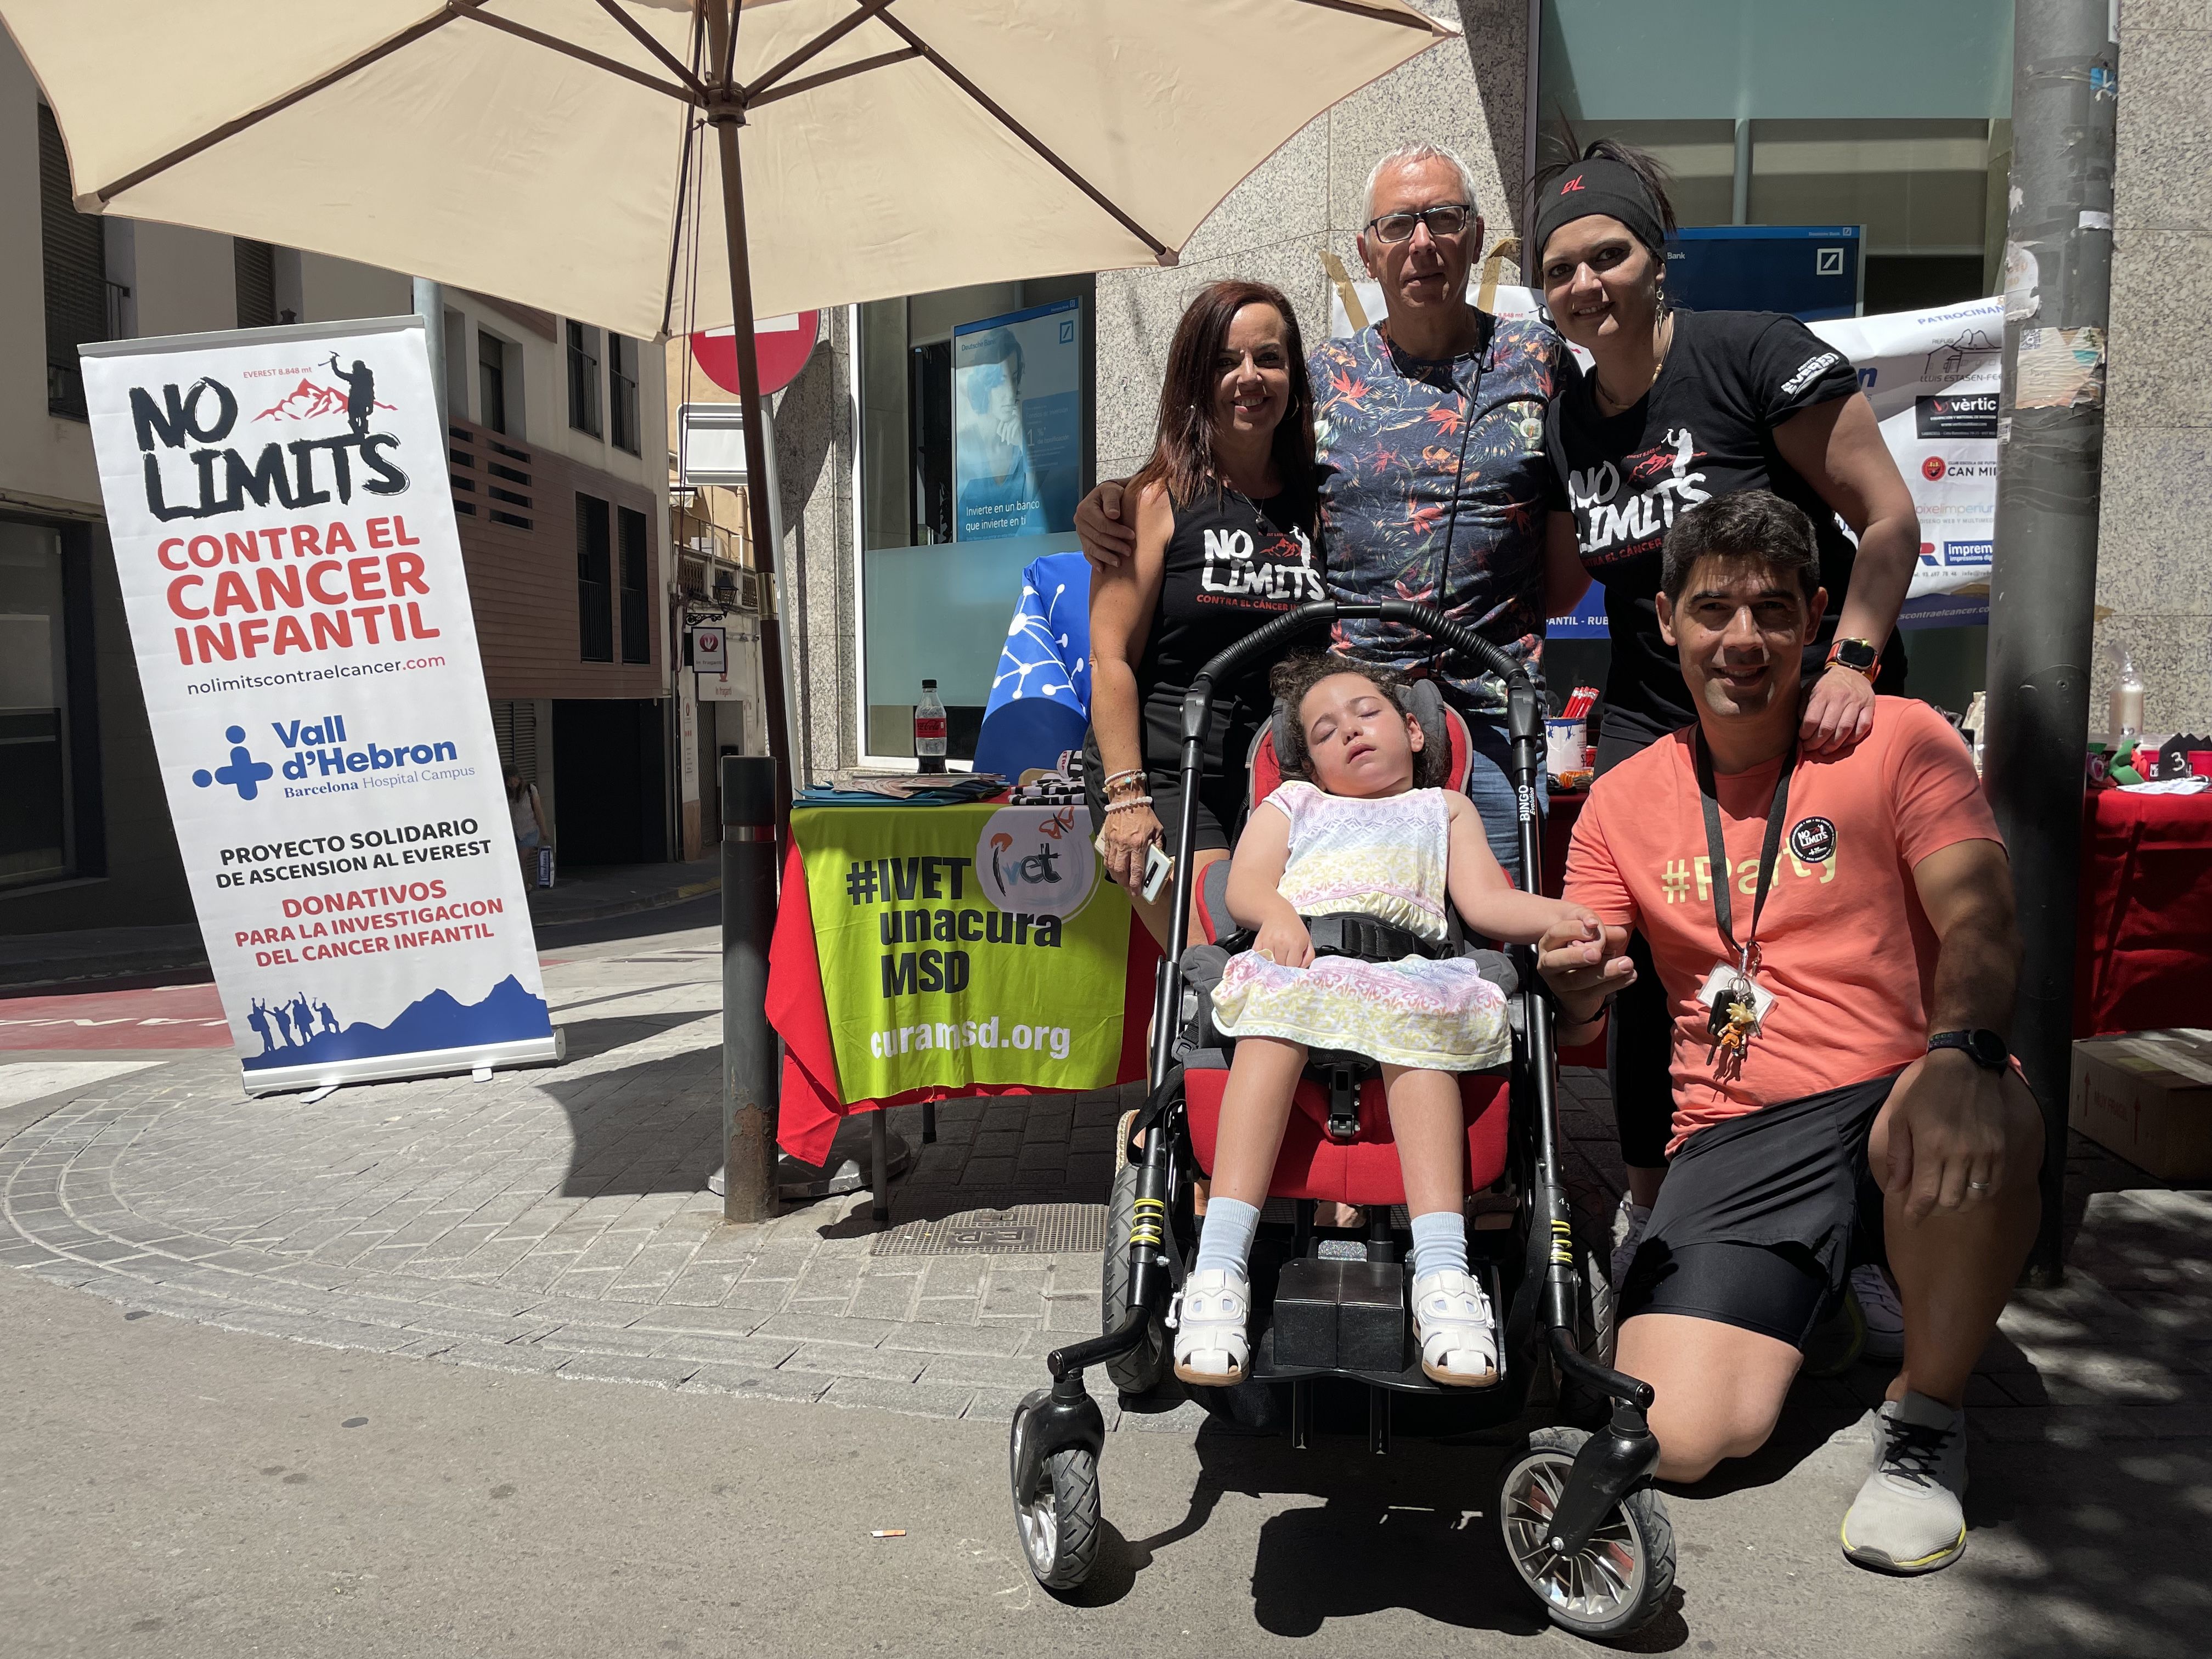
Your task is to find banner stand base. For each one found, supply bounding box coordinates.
[240,1029,565,1098]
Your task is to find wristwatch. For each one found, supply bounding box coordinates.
[1825,637,1881,682]
[1928,1028,2010,1070]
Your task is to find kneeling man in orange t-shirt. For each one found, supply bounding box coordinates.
[1539,489,2041,1577]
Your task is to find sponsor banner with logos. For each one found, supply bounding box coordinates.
[796,801,1132,1102]
[79,318,556,1094]
[1804,297,2002,601]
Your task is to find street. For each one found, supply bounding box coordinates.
[3,907,2205,1658]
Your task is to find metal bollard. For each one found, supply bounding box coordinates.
[721,755,781,1223]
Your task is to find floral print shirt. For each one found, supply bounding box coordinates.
[1310,314,1567,716]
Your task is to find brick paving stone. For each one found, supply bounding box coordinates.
[554,1353,702,1389]
[780,1344,928,1383]
[818,1377,977,1419]
[681,1364,833,1404]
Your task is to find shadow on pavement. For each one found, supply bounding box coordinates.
[534,894,720,951]
[1957,1188,2212,1659]
[552,1010,716,1065]
[537,1040,721,1199]
[1092,1420,1607,1641]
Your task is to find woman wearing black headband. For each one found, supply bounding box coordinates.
[1530,138,1920,1286]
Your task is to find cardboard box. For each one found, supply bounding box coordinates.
[2070,1029,2212,1181]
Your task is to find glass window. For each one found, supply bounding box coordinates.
[0,523,75,887]
[575,494,613,662]
[39,104,104,422]
[609,334,640,454]
[617,505,650,664]
[855,279,1093,763]
[234,239,277,329]
[477,330,508,435]
[567,320,602,437]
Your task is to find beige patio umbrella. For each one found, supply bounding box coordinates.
[4,0,1455,766]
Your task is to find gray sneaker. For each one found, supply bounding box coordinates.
[1840,1392,1968,1574]
[1853,1264,1905,1363]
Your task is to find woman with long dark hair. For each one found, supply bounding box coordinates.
[1530,139,1921,1340]
[1087,279,1328,946]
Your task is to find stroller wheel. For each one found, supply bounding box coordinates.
[1560,1226,1620,1429]
[1101,1135,1169,1396]
[1013,1444,1102,1590]
[1498,1426,1675,1639]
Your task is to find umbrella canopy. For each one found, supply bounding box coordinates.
[7,0,1453,337]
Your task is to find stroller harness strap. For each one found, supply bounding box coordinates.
[1304,912,1447,964]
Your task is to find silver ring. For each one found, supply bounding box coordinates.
[1967,1180,1991,1192]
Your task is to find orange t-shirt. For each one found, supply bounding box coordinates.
[1562,697,2003,1149]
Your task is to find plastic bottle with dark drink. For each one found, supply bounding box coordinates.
[915,679,947,774]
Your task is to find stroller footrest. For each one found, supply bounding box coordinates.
[1272,1257,1406,1372]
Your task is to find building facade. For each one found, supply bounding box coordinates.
[0,32,675,939]
[760,0,2205,784]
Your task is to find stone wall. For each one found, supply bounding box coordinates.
[1096,0,1532,481]
[2095,2,2212,735]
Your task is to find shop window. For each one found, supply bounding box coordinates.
[576,494,613,662]
[610,334,640,454]
[0,521,99,888]
[39,104,104,422]
[855,280,1094,763]
[478,330,510,435]
[234,239,278,329]
[617,506,650,664]
[567,320,602,438]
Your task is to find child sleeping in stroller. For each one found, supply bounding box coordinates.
[1174,654,1610,1388]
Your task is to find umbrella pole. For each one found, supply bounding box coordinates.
[705,0,785,1226]
[704,6,794,797]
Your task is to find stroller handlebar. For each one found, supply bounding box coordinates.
[1187,600,1530,717]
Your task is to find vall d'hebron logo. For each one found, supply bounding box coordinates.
[193,713,461,802]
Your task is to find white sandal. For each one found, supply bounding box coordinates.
[1412,1269,1499,1387]
[1170,1267,1250,1385]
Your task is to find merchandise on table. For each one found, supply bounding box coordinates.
[799,769,1006,808]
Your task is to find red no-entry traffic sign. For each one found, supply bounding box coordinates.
[690,311,820,397]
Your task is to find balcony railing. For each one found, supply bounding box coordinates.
[448,421,533,531]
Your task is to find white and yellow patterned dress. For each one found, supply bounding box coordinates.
[1209,782,1510,1071]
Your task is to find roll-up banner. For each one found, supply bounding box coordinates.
[1808,296,2001,603]
[78,317,558,1094]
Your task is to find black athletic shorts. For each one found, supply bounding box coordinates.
[1618,1071,1900,1349]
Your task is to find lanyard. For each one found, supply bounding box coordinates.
[1694,731,1796,978]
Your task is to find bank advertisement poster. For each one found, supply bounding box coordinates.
[798,800,1130,1102]
[79,316,556,1094]
[952,298,1081,541]
[1808,296,2001,602]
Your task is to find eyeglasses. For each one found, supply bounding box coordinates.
[1363,203,1474,245]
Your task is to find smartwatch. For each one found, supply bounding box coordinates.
[1826,637,1881,682]
[1928,1028,2010,1070]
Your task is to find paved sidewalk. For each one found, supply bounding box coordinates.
[0,855,720,992]
[1,917,2207,1456]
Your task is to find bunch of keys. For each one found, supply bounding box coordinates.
[1697,960,1773,1054]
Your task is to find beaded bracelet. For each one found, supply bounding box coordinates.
[1101,768,1146,795]
[1102,795,1155,814]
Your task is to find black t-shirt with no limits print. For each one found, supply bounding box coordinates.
[1542,308,1908,751]
[1135,484,1327,775]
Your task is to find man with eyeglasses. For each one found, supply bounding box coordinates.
[1078,143,1582,876]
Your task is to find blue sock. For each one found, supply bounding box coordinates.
[1193,1197,1261,1278]
[1409,1210,1469,1281]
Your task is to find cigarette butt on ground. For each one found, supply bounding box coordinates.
[871,1529,906,1538]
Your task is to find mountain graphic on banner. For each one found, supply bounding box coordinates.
[240,975,552,1071]
[252,379,396,422]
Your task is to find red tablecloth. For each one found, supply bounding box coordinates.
[2074,787,2212,1036]
[764,828,1159,1166]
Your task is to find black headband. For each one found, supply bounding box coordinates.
[1533,157,1668,267]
